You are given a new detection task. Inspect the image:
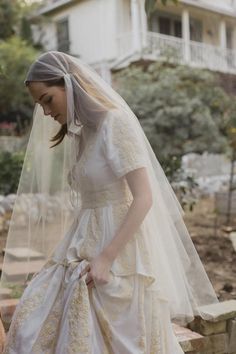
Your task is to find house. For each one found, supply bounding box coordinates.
[31,0,236,82]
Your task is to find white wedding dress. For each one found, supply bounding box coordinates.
[3,112,184,354]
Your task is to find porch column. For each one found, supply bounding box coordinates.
[219,19,227,69]
[140,0,148,50]
[131,0,141,52]
[182,9,190,63]
[219,19,227,50]
[233,26,236,51]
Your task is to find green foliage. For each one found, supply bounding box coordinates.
[1,282,25,299]
[0,36,37,124]
[0,0,19,40]
[0,0,38,42]
[0,151,24,195]
[114,62,230,181]
[145,0,179,17]
[20,15,33,44]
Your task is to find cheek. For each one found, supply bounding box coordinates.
[59,93,67,112]
[53,97,66,113]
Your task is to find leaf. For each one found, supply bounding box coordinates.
[145,0,156,17]
[145,0,179,17]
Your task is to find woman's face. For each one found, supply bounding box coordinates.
[28,82,67,125]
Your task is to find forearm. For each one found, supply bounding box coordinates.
[102,196,152,262]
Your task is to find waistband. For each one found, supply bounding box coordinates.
[80,182,129,209]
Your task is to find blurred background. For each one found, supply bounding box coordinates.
[0,0,236,304]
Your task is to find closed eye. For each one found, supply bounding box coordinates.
[44,97,52,104]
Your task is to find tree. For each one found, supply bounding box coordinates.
[0,36,37,131]
[0,0,39,44]
[0,0,20,39]
[145,0,178,17]
[113,62,231,180]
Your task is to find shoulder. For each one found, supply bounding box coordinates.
[101,108,134,137]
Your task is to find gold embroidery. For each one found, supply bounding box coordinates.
[95,306,113,353]
[3,281,49,353]
[32,292,63,353]
[138,284,147,352]
[78,208,103,260]
[66,279,91,354]
[150,292,162,354]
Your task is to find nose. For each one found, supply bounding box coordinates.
[43,107,51,116]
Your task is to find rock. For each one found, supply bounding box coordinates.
[222,283,233,293]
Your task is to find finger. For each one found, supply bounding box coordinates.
[87,280,95,289]
[85,276,92,284]
[79,264,90,278]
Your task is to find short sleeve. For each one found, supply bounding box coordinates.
[102,111,147,178]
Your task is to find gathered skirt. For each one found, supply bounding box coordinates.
[3,258,184,354]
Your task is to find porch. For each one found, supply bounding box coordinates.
[114,30,236,74]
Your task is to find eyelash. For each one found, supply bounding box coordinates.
[45,97,52,104]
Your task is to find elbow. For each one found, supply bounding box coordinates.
[134,192,153,212]
[145,192,153,211]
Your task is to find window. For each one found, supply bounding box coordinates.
[56,18,70,53]
[150,12,182,38]
[159,17,171,35]
[226,26,233,49]
[174,20,182,38]
[150,12,203,42]
[190,18,203,42]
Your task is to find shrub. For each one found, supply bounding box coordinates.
[0,151,24,195]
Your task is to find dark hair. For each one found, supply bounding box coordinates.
[25,78,68,147]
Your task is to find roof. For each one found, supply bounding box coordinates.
[36,0,236,18]
[35,0,78,16]
[181,0,236,17]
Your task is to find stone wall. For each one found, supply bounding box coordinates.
[176,300,236,353]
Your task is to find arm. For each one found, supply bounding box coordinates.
[102,167,152,262]
[82,167,153,287]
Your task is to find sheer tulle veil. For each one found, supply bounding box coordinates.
[0,51,219,325]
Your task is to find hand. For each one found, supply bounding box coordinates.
[79,253,113,289]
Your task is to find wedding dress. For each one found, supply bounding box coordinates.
[3,109,184,354]
[1,51,219,353]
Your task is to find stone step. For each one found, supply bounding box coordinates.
[0,298,19,332]
[0,260,45,280]
[0,288,12,300]
[173,322,229,353]
[2,247,44,261]
[0,298,19,318]
[173,323,203,341]
[197,300,236,322]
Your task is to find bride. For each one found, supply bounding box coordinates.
[1,51,219,353]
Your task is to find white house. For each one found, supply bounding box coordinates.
[31,0,236,81]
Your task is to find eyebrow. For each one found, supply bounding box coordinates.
[37,93,48,102]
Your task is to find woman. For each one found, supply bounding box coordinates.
[1,51,219,353]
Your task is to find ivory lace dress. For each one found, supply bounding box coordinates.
[3,111,184,354]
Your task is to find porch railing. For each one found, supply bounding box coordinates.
[116,31,236,74]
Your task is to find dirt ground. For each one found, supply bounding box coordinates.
[0,196,235,301]
[184,196,236,301]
